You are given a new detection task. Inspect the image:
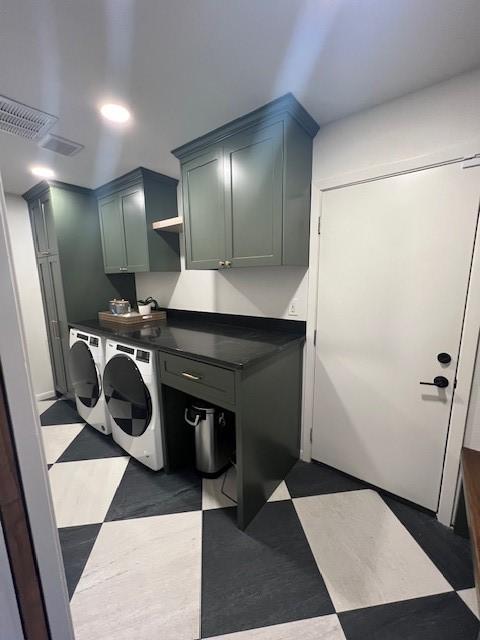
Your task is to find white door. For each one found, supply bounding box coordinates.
[312,162,480,510]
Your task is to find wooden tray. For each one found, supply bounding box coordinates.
[98,310,167,326]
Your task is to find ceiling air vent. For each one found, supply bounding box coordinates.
[0,95,58,140]
[39,133,84,157]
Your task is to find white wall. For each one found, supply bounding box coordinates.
[137,261,308,321]
[313,67,480,187]
[136,185,308,321]
[4,194,54,400]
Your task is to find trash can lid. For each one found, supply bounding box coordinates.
[192,403,215,414]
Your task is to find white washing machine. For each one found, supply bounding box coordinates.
[68,329,111,434]
[103,340,164,471]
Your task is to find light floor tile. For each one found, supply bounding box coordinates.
[37,399,56,415]
[41,423,84,464]
[458,588,479,618]
[203,469,290,510]
[48,457,129,527]
[202,469,237,510]
[268,481,290,502]
[70,511,202,640]
[294,490,452,612]
[208,614,345,639]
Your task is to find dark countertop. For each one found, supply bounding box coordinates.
[69,312,305,370]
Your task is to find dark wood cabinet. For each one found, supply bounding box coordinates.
[173,94,319,270]
[96,168,180,274]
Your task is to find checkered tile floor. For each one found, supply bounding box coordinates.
[39,398,480,640]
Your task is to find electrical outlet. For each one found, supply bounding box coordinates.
[288,298,299,316]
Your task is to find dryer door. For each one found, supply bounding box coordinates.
[68,341,101,408]
[103,355,152,436]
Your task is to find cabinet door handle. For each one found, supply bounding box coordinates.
[39,251,50,257]
[181,372,202,381]
[51,320,61,340]
[225,260,232,268]
[218,261,225,268]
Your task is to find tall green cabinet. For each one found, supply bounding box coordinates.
[172,93,319,270]
[23,181,136,395]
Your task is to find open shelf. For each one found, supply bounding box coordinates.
[152,216,183,233]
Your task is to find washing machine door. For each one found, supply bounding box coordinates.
[103,355,152,436]
[68,341,101,408]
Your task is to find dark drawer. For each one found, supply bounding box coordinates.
[159,352,236,407]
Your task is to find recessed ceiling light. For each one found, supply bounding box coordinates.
[30,165,55,179]
[100,103,131,123]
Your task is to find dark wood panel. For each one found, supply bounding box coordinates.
[461,447,480,615]
[0,366,50,639]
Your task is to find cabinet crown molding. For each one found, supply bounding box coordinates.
[22,180,92,202]
[94,167,178,199]
[171,92,319,161]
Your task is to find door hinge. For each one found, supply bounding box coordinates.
[317,215,322,235]
[313,329,317,346]
[462,154,480,169]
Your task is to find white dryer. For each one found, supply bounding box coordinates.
[68,329,111,434]
[103,340,164,471]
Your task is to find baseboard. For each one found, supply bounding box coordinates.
[35,390,56,401]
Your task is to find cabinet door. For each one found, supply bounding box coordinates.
[182,148,226,269]
[224,121,283,267]
[37,256,68,394]
[121,186,149,272]
[98,195,127,273]
[29,194,57,257]
[41,193,58,254]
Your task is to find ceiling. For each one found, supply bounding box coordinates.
[1,0,480,195]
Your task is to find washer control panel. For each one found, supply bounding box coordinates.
[136,349,150,363]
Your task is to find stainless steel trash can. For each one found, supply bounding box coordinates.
[184,403,233,477]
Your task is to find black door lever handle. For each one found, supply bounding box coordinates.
[419,376,449,389]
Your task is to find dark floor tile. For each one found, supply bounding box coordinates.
[285,460,368,498]
[58,523,102,599]
[383,495,474,590]
[339,592,479,640]
[56,424,125,462]
[201,501,334,638]
[40,399,80,426]
[105,459,202,521]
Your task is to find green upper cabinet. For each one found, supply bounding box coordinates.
[224,121,283,267]
[98,194,126,272]
[95,168,181,274]
[172,93,319,270]
[182,148,225,269]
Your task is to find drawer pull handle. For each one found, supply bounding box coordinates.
[181,371,202,381]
